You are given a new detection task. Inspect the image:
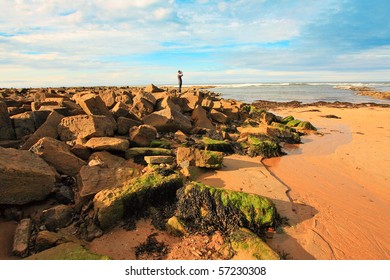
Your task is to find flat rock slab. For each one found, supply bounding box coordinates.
[144,155,174,164]
[12,218,32,257]
[85,137,129,151]
[0,147,56,205]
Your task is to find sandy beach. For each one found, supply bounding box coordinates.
[200,105,390,259]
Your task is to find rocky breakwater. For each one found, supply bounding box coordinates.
[0,85,316,260]
[342,85,390,100]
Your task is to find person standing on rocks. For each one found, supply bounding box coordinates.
[177,70,183,93]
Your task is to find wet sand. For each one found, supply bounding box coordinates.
[200,105,390,259]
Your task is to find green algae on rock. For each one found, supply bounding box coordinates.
[166,216,188,236]
[201,137,234,153]
[195,150,224,169]
[176,182,276,235]
[94,171,184,230]
[247,135,282,158]
[230,228,279,260]
[25,242,110,260]
[297,121,317,130]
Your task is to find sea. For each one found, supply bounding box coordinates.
[207,82,390,105]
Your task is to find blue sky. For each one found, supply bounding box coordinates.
[0,0,389,87]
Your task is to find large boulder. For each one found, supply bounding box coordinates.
[142,108,192,133]
[144,84,164,93]
[10,112,36,139]
[78,152,140,197]
[209,109,228,124]
[85,137,129,152]
[117,117,142,135]
[132,99,155,118]
[99,91,116,109]
[176,182,276,234]
[0,147,56,205]
[192,105,214,130]
[94,172,183,229]
[156,96,181,112]
[30,137,86,176]
[20,111,64,150]
[57,115,117,141]
[75,93,115,123]
[129,124,157,147]
[0,101,15,140]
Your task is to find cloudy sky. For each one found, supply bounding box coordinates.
[1,0,389,87]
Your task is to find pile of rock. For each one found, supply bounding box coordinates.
[0,84,316,260]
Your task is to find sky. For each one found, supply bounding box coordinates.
[0,0,389,87]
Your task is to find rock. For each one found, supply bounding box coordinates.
[267,125,301,144]
[12,218,32,257]
[129,124,157,147]
[194,149,224,169]
[70,144,92,161]
[94,172,183,229]
[31,110,51,128]
[260,111,276,125]
[144,156,174,164]
[201,98,214,110]
[144,84,164,93]
[179,92,202,112]
[40,205,74,231]
[176,147,224,169]
[30,137,86,176]
[25,242,110,260]
[0,101,15,140]
[20,111,64,150]
[166,216,188,236]
[176,182,276,234]
[99,91,116,109]
[246,135,282,158]
[0,147,56,205]
[176,147,196,166]
[78,152,140,197]
[201,137,234,153]
[58,115,117,141]
[11,112,36,139]
[117,117,142,135]
[209,109,228,124]
[132,98,155,118]
[281,115,294,124]
[35,230,64,252]
[230,228,280,260]
[174,130,188,142]
[157,96,182,112]
[192,106,214,130]
[297,121,317,130]
[85,137,129,152]
[76,93,115,123]
[143,108,192,133]
[125,147,172,160]
[286,119,301,127]
[111,102,131,119]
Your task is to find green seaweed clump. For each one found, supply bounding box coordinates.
[286,119,301,127]
[150,140,172,149]
[176,182,276,235]
[297,121,317,131]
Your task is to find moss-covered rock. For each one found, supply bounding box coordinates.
[125,147,172,163]
[26,242,110,260]
[268,124,301,144]
[247,135,282,158]
[281,115,294,124]
[286,119,301,127]
[230,228,279,260]
[201,137,234,153]
[297,121,317,131]
[150,140,172,149]
[195,150,224,169]
[176,182,276,235]
[94,171,183,230]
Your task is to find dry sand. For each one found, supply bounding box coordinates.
[200,105,390,259]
